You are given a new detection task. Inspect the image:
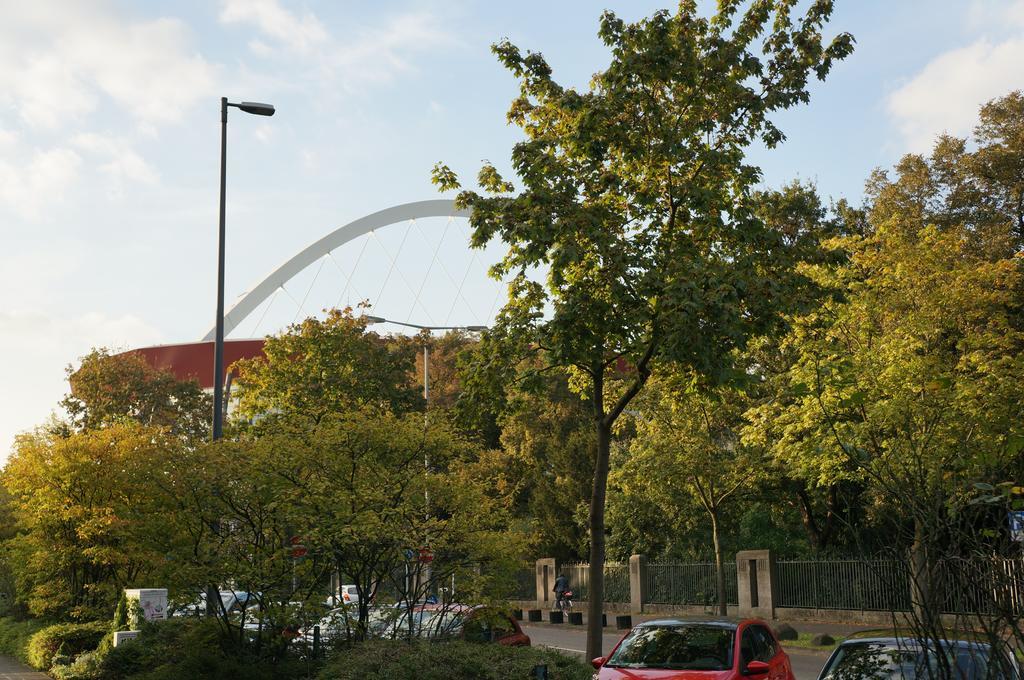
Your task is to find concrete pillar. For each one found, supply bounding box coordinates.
[536,558,556,605]
[736,550,776,619]
[629,554,648,613]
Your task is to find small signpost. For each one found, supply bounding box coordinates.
[290,536,308,558]
[1010,511,1024,543]
[113,631,139,647]
[416,547,434,564]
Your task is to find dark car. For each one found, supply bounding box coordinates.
[592,618,794,680]
[817,636,1021,680]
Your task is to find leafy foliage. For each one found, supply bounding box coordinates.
[26,620,108,670]
[316,639,592,680]
[2,425,185,620]
[232,308,420,424]
[436,0,852,656]
[61,348,211,442]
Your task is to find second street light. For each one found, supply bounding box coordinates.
[362,316,487,411]
[208,97,274,619]
[363,316,486,601]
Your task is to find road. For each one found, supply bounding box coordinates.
[522,625,831,680]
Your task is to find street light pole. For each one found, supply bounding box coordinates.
[209,97,274,617]
[212,98,275,441]
[213,97,228,441]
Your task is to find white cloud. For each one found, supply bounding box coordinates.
[218,1,455,91]
[967,0,1024,31]
[73,132,159,188]
[221,0,328,55]
[0,147,82,219]
[888,4,1024,152]
[0,1,217,130]
[0,310,164,461]
[253,122,275,143]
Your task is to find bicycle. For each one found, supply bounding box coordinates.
[555,589,573,615]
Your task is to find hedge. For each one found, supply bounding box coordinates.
[26,621,109,670]
[0,615,47,666]
[316,639,592,680]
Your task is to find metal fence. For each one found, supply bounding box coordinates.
[512,566,535,600]
[645,561,738,606]
[936,558,1024,615]
[563,562,630,603]
[776,559,911,611]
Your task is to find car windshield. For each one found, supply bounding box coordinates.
[822,643,950,680]
[606,624,735,670]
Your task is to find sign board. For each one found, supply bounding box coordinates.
[113,631,139,647]
[125,588,168,628]
[416,547,434,564]
[1010,511,1024,543]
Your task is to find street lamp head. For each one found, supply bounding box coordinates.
[465,325,488,332]
[363,315,386,324]
[236,101,275,116]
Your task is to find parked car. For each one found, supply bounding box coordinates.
[170,590,258,617]
[306,603,529,646]
[592,619,793,680]
[339,584,360,605]
[817,634,1021,680]
[418,604,530,646]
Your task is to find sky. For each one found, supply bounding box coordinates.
[2,0,1024,457]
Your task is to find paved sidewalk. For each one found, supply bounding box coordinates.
[0,656,47,680]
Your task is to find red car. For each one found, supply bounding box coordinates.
[592,618,794,680]
[418,603,531,647]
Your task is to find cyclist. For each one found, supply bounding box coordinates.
[553,573,570,611]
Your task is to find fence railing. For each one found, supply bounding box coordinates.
[645,561,738,606]
[563,562,630,603]
[776,559,911,611]
[521,555,1024,616]
[936,557,1024,615]
[512,566,535,600]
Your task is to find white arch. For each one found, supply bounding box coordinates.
[202,199,470,341]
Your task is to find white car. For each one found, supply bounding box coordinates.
[338,584,360,605]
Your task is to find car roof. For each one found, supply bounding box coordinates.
[636,619,739,630]
[839,637,994,651]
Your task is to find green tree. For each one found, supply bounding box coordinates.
[624,374,759,615]
[434,1,852,656]
[2,424,185,619]
[745,207,1024,628]
[487,375,594,562]
[261,410,521,640]
[232,308,420,424]
[866,91,1024,257]
[62,348,211,441]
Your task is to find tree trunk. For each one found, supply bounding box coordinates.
[711,509,727,616]
[586,422,612,661]
[909,517,938,632]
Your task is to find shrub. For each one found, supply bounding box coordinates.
[0,615,47,665]
[98,617,313,680]
[112,595,129,632]
[26,621,109,670]
[316,639,592,680]
[51,649,106,680]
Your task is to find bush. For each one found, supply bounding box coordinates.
[98,618,313,680]
[26,621,109,670]
[316,639,592,680]
[0,615,47,665]
[51,649,106,680]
